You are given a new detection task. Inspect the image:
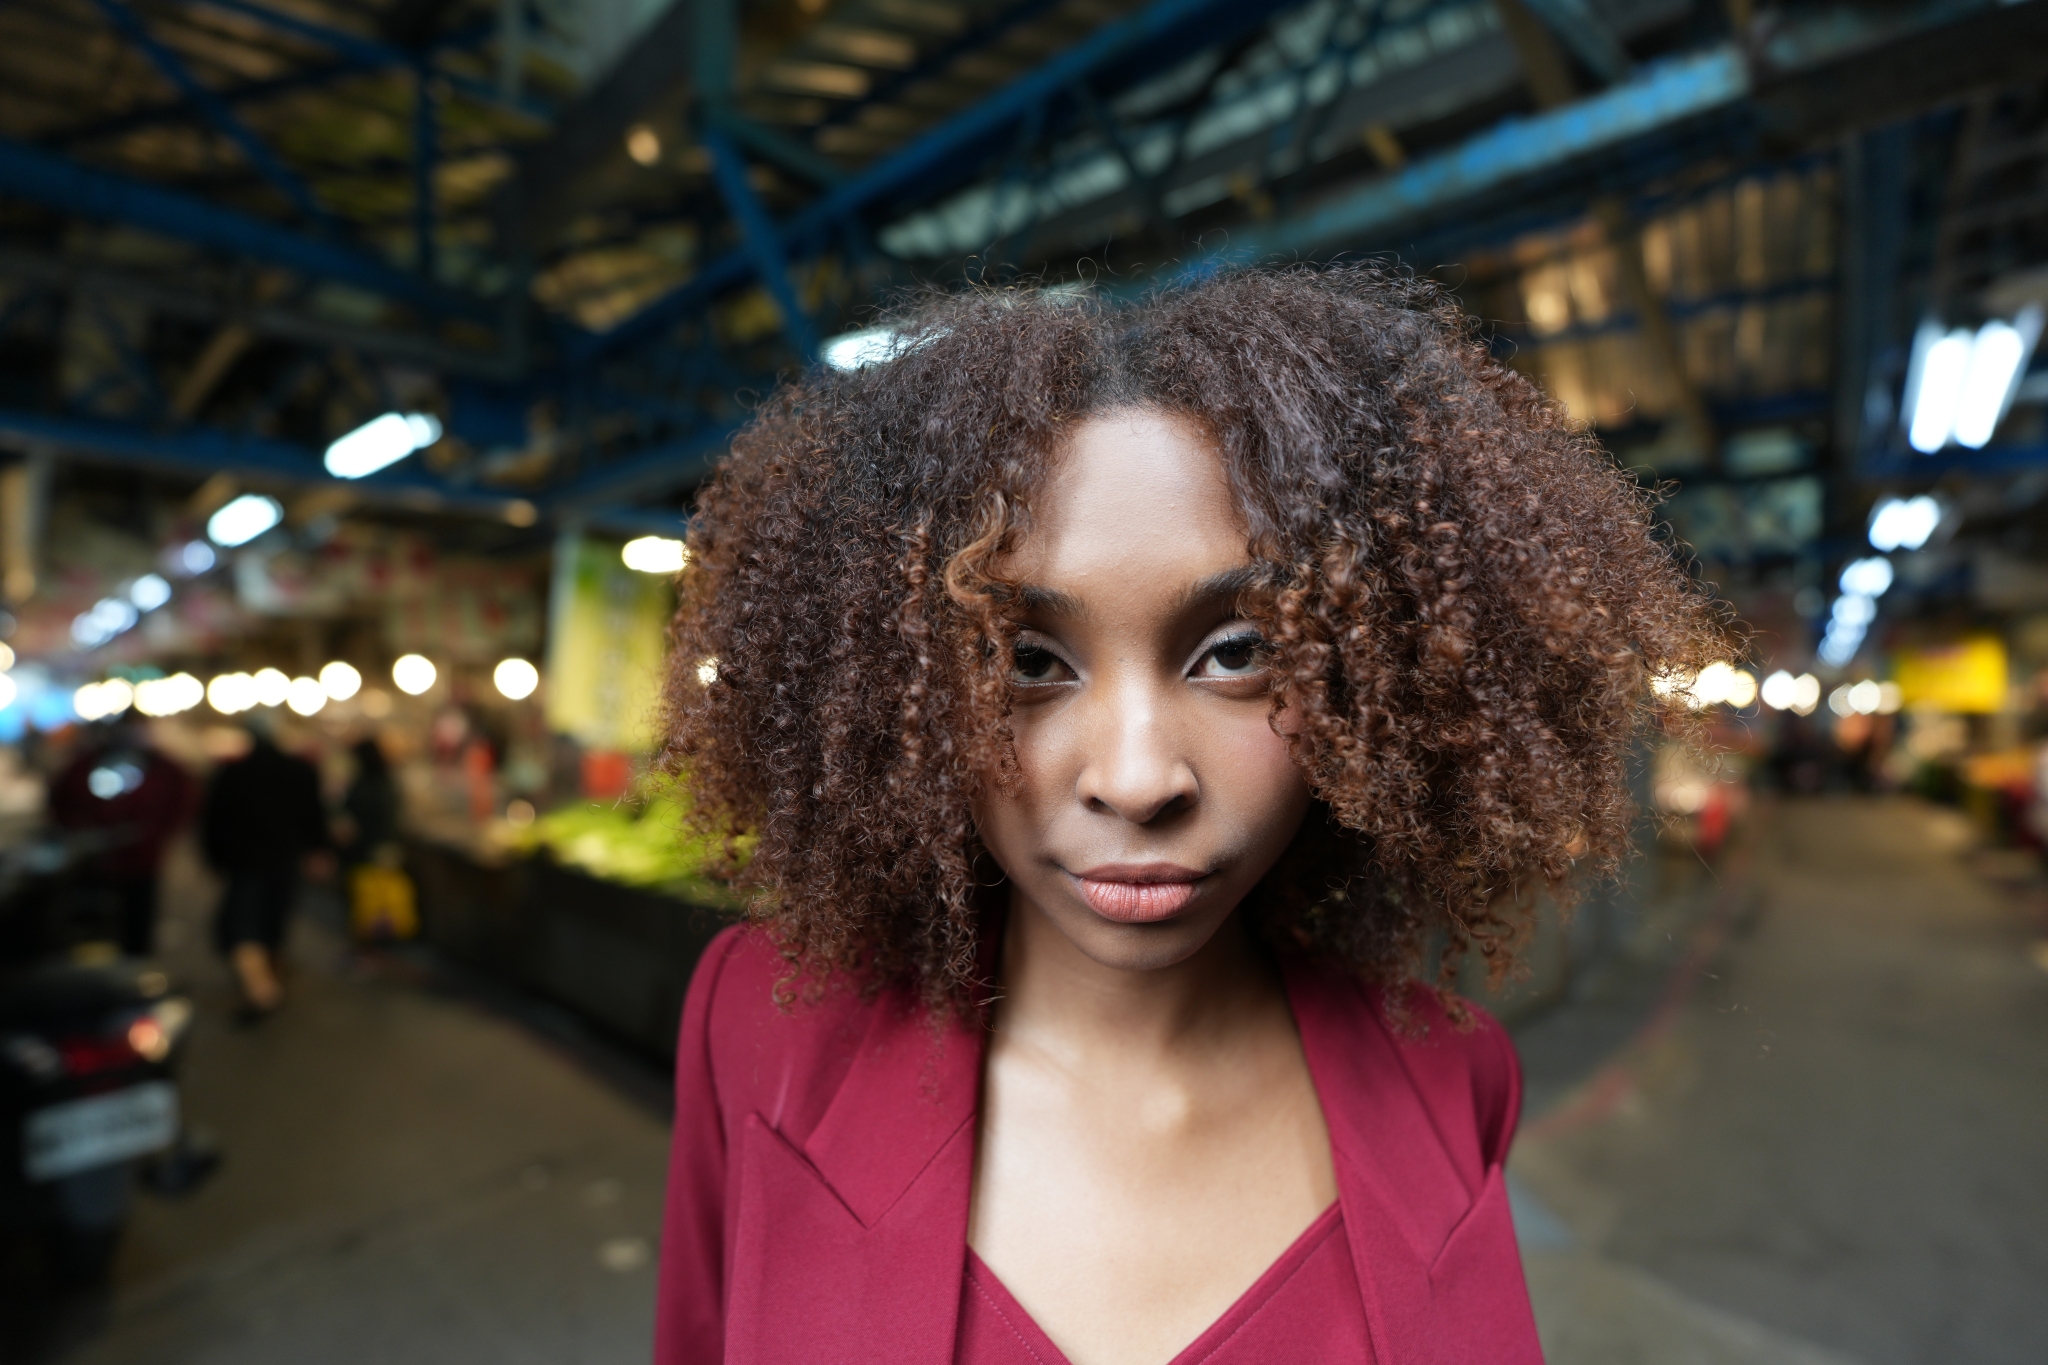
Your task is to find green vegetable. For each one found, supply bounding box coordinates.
[513,792,746,904]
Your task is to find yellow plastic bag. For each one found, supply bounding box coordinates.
[349,861,419,942]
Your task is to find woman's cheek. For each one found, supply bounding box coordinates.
[1212,708,1311,832]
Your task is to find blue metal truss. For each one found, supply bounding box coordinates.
[12,0,2038,528]
[576,0,1306,361]
[90,0,335,227]
[1209,47,1751,267]
[0,138,495,322]
[176,0,554,119]
[0,406,510,510]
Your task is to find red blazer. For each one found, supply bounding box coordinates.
[656,927,1544,1364]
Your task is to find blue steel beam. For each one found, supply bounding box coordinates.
[0,138,496,323]
[0,407,538,520]
[704,129,819,360]
[90,0,331,225]
[812,0,1068,134]
[584,505,692,539]
[54,60,354,149]
[1217,47,1749,263]
[581,0,1301,359]
[705,106,847,189]
[1520,0,1632,86]
[548,424,741,513]
[176,0,554,119]
[414,63,437,279]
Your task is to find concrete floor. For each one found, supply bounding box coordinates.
[18,796,2048,1364]
[26,840,673,1365]
[1513,797,2048,1365]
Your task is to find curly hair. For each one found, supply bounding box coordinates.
[660,265,1723,1013]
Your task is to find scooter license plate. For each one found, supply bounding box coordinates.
[23,1081,179,1182]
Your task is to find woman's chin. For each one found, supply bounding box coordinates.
[1037,898,1239,974]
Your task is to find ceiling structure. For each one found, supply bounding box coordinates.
[0,0,2045,551]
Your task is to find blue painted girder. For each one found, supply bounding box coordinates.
[0,406,551,520]
[578,0,1306,360]
[1217,47,1752,264]
[0,138,497,323]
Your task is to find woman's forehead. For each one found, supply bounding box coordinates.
[1001,410,1252,607]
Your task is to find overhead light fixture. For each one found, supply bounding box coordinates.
[1818,592,1879,668]
[392,654,437,696]
[1650,661,1756,710]
[822,327,904,370]
[129,573,171,612]
[319,660,362,701]
[208,672,258,715]
[252,667,290,708]
[323,412,444,479]
[71,597,141,649]
[1906,326,1972,453]
[1904,308,2043,452]
[1760,669,1821,715]
[625,124,662,166]
[622,535,688,574]
[1838,557,1893,598]
[208,494,283,547]
[178,540,216,574]
[1867,495,1941,553]
[1941,311,2039,448]
[134,673,203,717]
[73,678,135,722]
[493,657,539,700]
[286,676,327,716]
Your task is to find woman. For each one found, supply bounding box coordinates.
[340,736,400,866]
[655,268,1716,1364]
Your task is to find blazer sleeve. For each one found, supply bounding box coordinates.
[654,926,746,1365]
[1469,1005,1524,1170]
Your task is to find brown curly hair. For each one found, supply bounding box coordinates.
[660,265,1723,1013]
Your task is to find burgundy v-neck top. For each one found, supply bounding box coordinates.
[957,1203,1369,1365]
[655,927,1545,1365]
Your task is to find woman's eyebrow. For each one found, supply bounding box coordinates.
[1013,583,1086,617]
[1176,564,1264,613]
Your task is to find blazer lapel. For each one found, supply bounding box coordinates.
[1286,962,1493,1365]
[724,991,982,1365]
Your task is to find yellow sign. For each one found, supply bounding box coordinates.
[1894,636,2008,715]
[545,536,673,752]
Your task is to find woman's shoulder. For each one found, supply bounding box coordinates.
[680,924,895,1144]
[1292,966,1523,1170]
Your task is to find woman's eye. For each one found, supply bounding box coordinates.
[1010,644,1071,685]
[1195,634,1266,679]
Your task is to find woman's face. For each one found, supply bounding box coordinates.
[973,408,1313,973]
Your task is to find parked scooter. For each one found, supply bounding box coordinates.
[0,954,193,1281]
[0,831,205,1285]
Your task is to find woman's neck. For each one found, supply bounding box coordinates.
[993,891,1284,1062]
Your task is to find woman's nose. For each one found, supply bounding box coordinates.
[1073,677,1198,825]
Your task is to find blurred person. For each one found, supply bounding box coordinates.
[1767,711,1829,794]
[339,735,418,942]
[47,714,197,956]
[200,716,329,1015]
[338,736,400,867]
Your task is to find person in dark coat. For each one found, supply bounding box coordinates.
[200,719,329,1013]
[48,716,197,956]
[339,736,400,866]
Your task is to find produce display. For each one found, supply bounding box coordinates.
[511,793,743,904]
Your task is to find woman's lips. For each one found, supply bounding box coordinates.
[1073,864,1205,923]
